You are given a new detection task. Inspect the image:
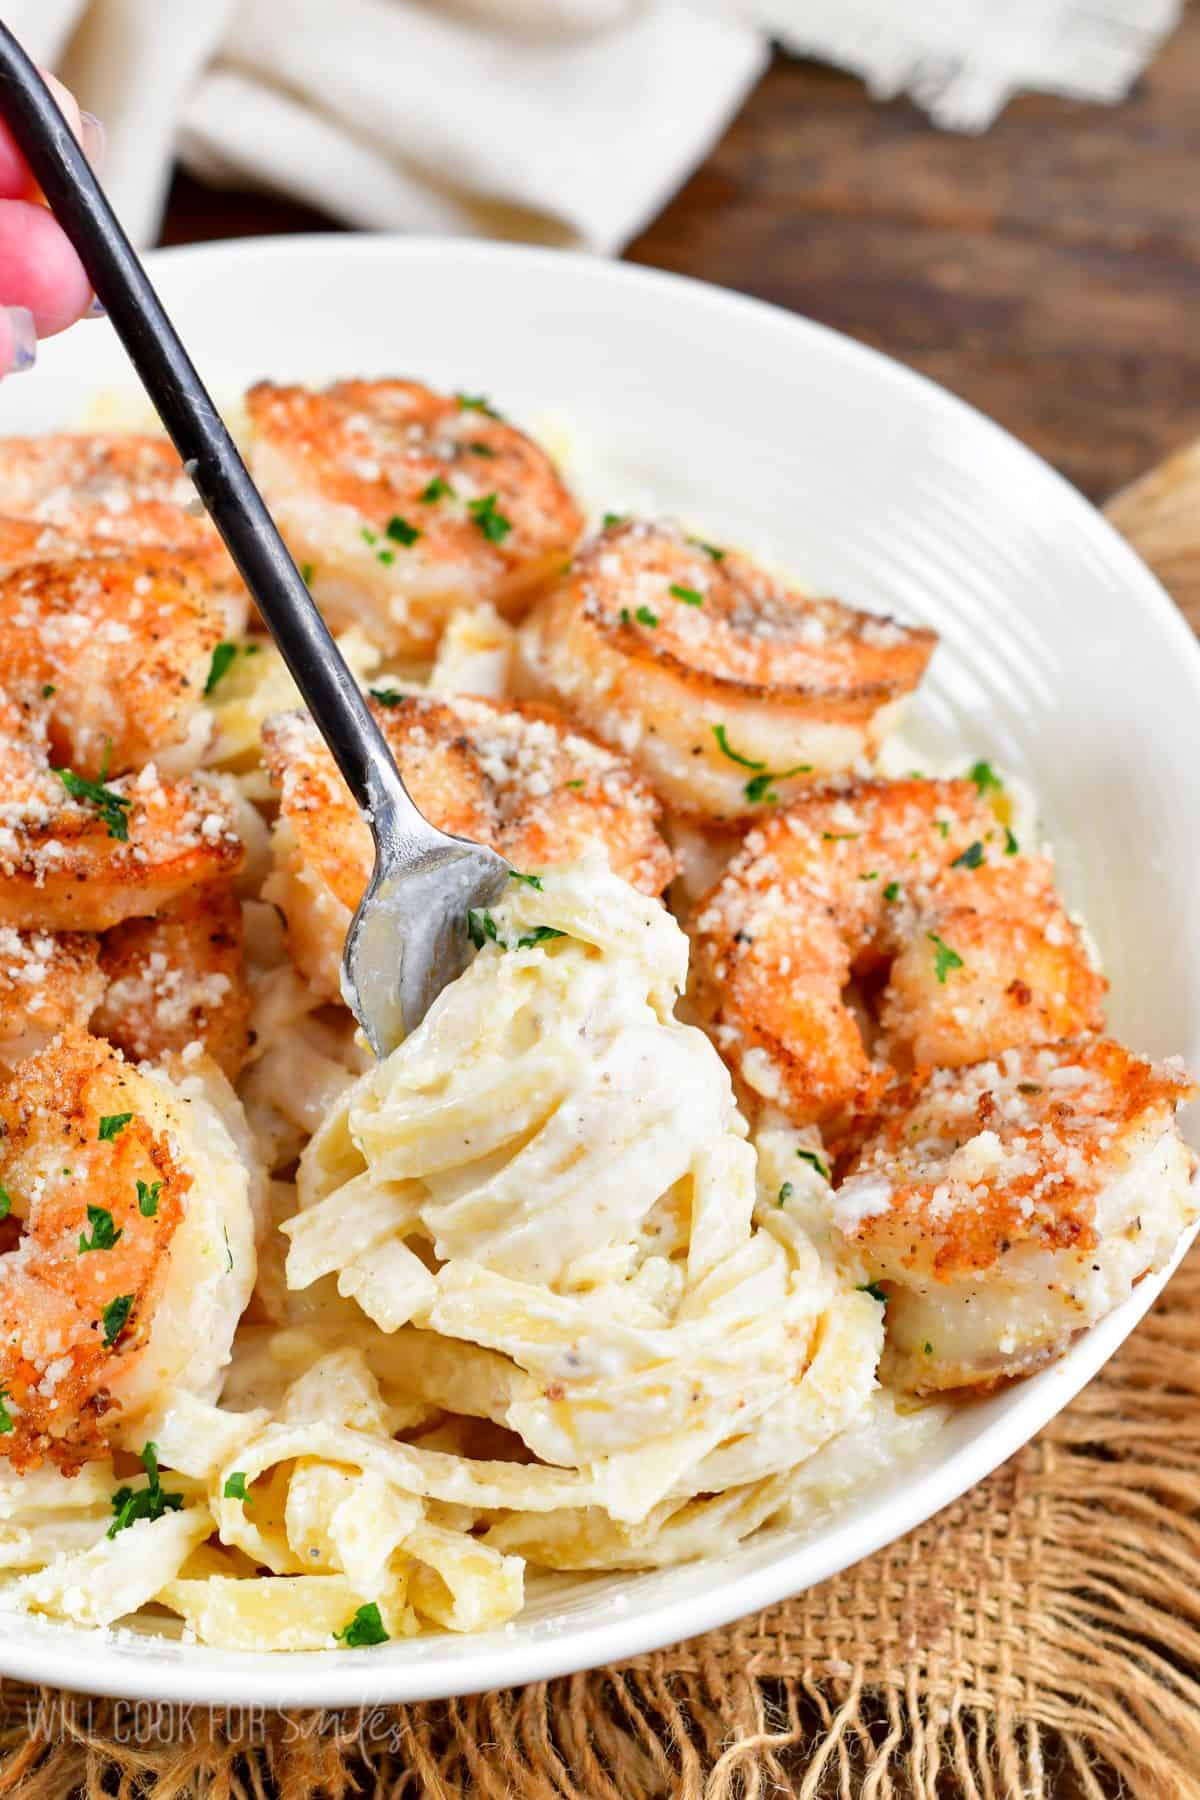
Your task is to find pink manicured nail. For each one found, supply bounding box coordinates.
[5,306,36,373]
[80,112,106,171]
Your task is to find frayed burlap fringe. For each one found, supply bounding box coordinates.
[1,474,1198,1800]
[4,1237,1200,1799]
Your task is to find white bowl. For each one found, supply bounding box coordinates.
[2,235,1197,1707]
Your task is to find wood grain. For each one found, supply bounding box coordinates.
[1107,439,1200,630]
[628,11,1200,504]
[158,13,1200,511]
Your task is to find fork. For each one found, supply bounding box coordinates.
[0,25,509,1055]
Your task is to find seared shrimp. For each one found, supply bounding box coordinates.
[93,882,251,1080]
[519,520,937,821]
[0,434,217,555]
[245,380,583,656]
[0,929,104,1071]
[261,691,674,994]
[831,1038,1196,1393]
[691,776,1105,1128]
[0,546,249,778]
[0,1030,255,1470]
[0,519,86,570]
[0,701,244,933]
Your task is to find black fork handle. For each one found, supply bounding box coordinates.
[0,23,421,834]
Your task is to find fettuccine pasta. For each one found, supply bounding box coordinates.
[0,862,920,1649]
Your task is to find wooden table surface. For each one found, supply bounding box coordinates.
[159,10,1200,507]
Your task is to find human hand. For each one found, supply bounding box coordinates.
[0,71,103,377]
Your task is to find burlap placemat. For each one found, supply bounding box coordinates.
[1,463,1197,1800]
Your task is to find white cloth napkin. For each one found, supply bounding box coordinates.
[9,0,765,250]
[752,0,1182,133]
[2,0,1183,251]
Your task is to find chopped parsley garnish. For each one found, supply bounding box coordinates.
[137,1180,161,1218]
[419,476,452,503]
[102,1293,134,1347]
[0,1185,10,1222]
[928,933,964,983]
[619,607,631,625]
[223,1471,250,1503]
[0,1390,12,1435]
[334,1602,389,1647]
[468,493,513,544]
[777,1181,794,1206]
[79,1205,122,1255]
[98,1113,133,1143]
[456,393,502,419]
[467,909,563,953]
[883,881,901,902]
[509,871,543,890]
[669,582,704,606]
[107,1442,183,1539]
[634,605,659,627]
[923,1341,934,1355]
[689,538,725,561]
[385,514,420,546]
[970,761,1002,795]
[369,687,404,707]
[951,840,984,870]
[53,766,131,842]
[564,779,585,790]
[204,641,239,696]
[362,525,407,565]
[744,764,811,805]
[859,871,879,882]
[933,819,950,839]
[467,908,501,949]
[857,1282,888,1304]
[602,511,627,529]
[41,683,55,698]
[796,1147,830,1181]
[469,441,496,458]
[821,831,859,842]
[1004,826,1019,856]
[300,562,314,585]
[712,725,764,771]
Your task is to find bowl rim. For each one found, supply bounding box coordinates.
[2,231,1198,1709]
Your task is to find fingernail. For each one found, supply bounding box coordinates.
[5,306,36,373]
[80,111,106,171]
[86,294,106,318]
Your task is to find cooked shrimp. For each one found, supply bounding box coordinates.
[261,691,675,995]
[0,929,104,1071]
[0,434,218,555]
[245,379,583,656]
[0,546,249,778]
[830,1038,1197,1393]
[0,519,84,570]
[691,776,1106,1128]
[519,520,937,821]
[0,1030,255,1470]
[93,882,251,1080]
[0,702,244,933]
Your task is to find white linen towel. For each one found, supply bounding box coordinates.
[752,0,1182,133]
[1,0,1183,250]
